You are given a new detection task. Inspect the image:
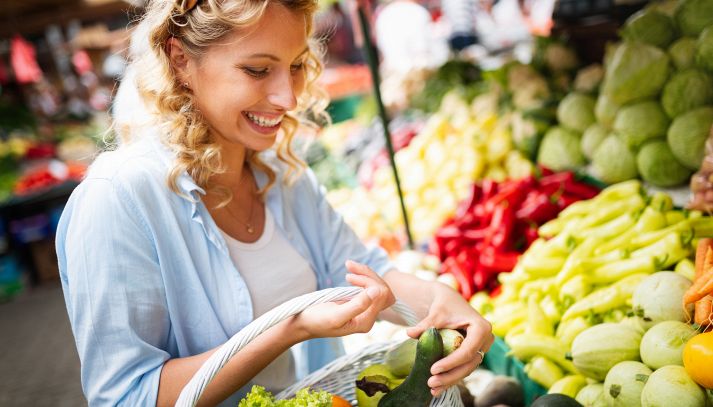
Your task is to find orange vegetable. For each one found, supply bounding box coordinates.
[332,395,351,407]
[695,239,713,279]
[683,331,713,389]
[684,266,713,305]
[695,295,713,328]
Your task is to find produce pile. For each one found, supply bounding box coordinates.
[328,98,534,242]
[466,180,713,405]
[430,170,599,299]
[538,0,713,188]
[238,385,350,406]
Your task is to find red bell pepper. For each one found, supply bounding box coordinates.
[479,246,520,272]
[516,191,560,224]
[487,203,515,250]
[442,257,474,299]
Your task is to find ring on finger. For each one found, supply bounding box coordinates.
[476,350,486,363]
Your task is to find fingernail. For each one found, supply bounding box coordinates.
[365,286,380,299]
[431,366,442,375]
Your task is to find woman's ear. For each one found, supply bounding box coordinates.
[167,37,191,85]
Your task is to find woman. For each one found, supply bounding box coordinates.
[56,0,494,405]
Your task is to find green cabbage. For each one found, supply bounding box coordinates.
[557,92,596,132]
[595,94,620,129]
[669,37,698,70]
[592,135,639,184]
[696,25,713,72]
[637,141,693,188]
[661,69,713,117]
[675,0,713,37]
[537,127,585,171]
[667,106,713,170]
[622,9,677,49]
[581,124,609,161]
[602,42,671,106]
[613,101,670,148]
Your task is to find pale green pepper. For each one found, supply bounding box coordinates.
[648,191,674,212]
[589,256,657,284]
[559,274,593,304]
[572,212,637,240]
[525,356,565,388]
[556,237,604,286]
[631,231,692,269]
[675,258,696,281]
[488,303,528,337]
[548,375,588,398]
[629,219,691,248]
[506,334,578,373]
[577,194,646,230]
[665,210,687,226]
[555,317,592,347]
[527,296,554,336]
[561,273,647,321]
[593,207,667,256]
[540,294,564,325]
[596,180,643,201]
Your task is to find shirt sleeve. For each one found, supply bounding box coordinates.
[303,168,394,286]
[56,177,170,406]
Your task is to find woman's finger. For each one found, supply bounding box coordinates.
[327,289,376,328]
[428,358,479,389]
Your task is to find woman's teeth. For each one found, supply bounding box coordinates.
[246,112,283,127]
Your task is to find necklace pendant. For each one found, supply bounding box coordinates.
[246,225,254,234]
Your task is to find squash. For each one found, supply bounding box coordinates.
[631,271,692,331]
[640,321,697,369]
[603,361,652,407]
[575,383,607,407]
[683,331,713,389]
[641,365,706,407]
[571,323,643,381]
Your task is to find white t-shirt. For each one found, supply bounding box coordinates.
[220,209,317,393]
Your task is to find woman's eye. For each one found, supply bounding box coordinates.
[242,66,269,78]
[290,63,304,73]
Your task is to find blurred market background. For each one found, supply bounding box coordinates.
[2,0,713,405]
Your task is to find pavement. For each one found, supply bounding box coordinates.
[0,283,85,406]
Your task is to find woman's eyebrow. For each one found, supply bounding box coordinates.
[244,47,309,62]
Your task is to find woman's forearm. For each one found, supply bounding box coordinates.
[156,316,307,406]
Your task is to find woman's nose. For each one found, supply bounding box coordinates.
[268,72,298,111]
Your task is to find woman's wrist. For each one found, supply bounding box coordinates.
[280,314,312,343]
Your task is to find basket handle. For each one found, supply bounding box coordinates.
[176,286,419,406]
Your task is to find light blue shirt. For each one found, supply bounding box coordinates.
[56,133,393,406]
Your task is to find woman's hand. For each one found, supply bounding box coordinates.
[406,284,494,397]
[292,261,395,340]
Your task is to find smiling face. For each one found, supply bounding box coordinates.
[178,3,308,154]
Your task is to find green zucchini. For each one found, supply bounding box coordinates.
[378,327,443,407]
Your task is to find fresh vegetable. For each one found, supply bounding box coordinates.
[537,128,586,171]
[632,271,693,330]
[640,320,698,369]
[575,383,606,407]
[669,37,698,70]
[697,26,713,72]
[601,41,670,106]
[667,106,713,171]
[531,393,583,407]
[675,0,713,36]
[378,328,443,407]
[557,93,596,133]
[661,69,713,118]
[676,258,697,281]
[525,356,565,388]
[239,385,332,406]
[355,364,405,407]
[603,361,652,407]
[384,339,417,378]
[595,94,619,129]
[573,64,604,94]
[695,295,713,327]
[580,124,608,161]
[641,365,706,407]
[548,375,588,399]
[591,135,639,184]
[613,101,669,149]
[636,141,693,188]
[683,331,713,388]
[621,9,676,48]
[332,395,351,407]
[438,328,464,356]
[571,323,643,381]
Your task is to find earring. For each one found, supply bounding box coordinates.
[183,82,190,88]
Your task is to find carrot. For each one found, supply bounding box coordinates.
[683,266,713,305]
[694,295,713,328]
[695,239,713,280]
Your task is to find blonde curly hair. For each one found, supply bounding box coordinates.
[118,0,329,200]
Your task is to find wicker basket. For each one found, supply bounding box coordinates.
[176,287,464,406]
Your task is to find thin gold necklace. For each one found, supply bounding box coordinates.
[225,172,256,234]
